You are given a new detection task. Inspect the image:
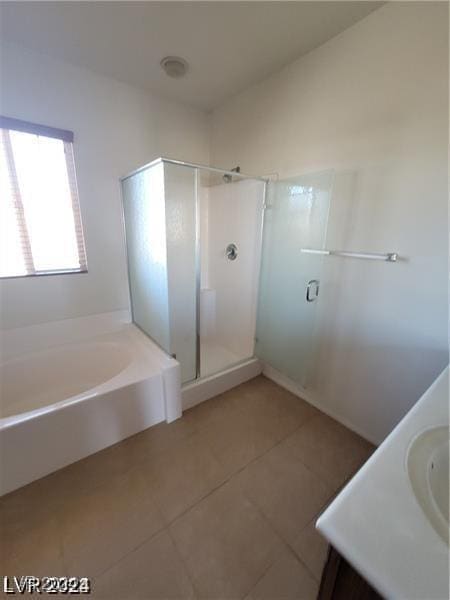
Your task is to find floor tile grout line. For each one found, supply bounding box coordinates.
[212,401,325,593]
[237,488,323,597]
[242,550,282,600]
[164,411,317,530]
[197,405,357,590]
[285,506,330,583]
[164,404,326,533]
[237,487,326,590]
[81,480,170,582]
[285,541,323,586]
[287,539,325,585]
[165,522,201,600]
[167,464,291,600]
[57,465,172,581]
[237,491,301,598]
[239,471,331,583]
[160,398,322,597]
[89,521,168,583]
[201,407,318,478]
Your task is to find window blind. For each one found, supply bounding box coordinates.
[0,116,87,277]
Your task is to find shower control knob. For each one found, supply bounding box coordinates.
[226,243,238,261]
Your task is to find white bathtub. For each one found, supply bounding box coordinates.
[0,311,181,496]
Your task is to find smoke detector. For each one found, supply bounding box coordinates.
[160,56,189,79]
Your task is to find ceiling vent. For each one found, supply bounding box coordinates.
[160,56,188,79]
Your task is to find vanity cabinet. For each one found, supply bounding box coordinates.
[318,547,383,600]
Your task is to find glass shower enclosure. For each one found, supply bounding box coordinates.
[256,170,334,389]
[121,158,266,384]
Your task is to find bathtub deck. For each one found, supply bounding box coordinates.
[0,376,373,599]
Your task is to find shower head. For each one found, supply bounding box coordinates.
[223,166,241,183]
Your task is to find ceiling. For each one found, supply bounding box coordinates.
[0,1,383,111]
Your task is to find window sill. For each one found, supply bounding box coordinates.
[0,269,88,280]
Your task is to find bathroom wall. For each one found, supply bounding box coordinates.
[0,42,210,330]
[210,2,449,442]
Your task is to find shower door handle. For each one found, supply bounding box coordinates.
[306,280,319,302]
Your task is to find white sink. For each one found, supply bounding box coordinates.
[407,426,449,545]
[317,368,449,599]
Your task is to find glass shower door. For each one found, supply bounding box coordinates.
[256,171,334,389]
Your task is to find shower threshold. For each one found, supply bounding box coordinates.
[181,357,262,411]
[200,341,249,379]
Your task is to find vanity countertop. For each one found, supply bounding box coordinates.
[316,367,449,599]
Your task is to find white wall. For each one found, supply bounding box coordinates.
[0,42,210,330]
[211,2,449,442]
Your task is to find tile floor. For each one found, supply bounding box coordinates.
[0,376,374,599]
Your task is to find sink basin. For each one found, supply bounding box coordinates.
[407,426,449,545]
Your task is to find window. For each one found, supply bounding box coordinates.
[0,116,87,278]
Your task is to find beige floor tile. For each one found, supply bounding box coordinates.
[170,479,284,599]
[0,469,72,583]
[92,530,195,599]
[60,466,165,578]
[46,441,139,503]
[231,377,319,442]
[193,376,319,477]
[0,464,77,540]
[121,417,197,464]
[235,443,332,544]
[147,432,227,523]
[292,518,329,581]
[1,515,64,577]
[246,549,318,600]
[235,376,303,405]
[283,414,374,491]
[183,388,243,432]
[201,409,279,477]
